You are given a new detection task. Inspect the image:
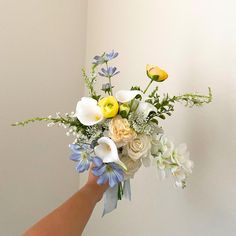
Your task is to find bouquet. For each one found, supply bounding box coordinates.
[13,50,212,215]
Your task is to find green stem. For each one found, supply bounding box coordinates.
[106,62,113,96]
[143,79,154,94]
[109,77,113,96]
[11,116,76,127]
[117,183,123,200]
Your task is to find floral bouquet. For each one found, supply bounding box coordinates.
[13,50,212,215]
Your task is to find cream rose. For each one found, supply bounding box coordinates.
[126,134,151,161]
[109,115,136,147]
[120,155,142,179]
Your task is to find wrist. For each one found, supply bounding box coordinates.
[84,182,108,203]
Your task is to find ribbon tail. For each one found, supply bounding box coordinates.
[102,184,119,217]
[123,179,131,201]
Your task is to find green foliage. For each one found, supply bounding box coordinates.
[82,68,100,101]
[145,87,213,121]
[175,87,212,107]
[146,88,176,120]
[12,114,86,131]
[131,86,142,92]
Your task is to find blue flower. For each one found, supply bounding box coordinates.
[98,67,120,78]
[92,55,106,65]
[92,157,124,188]
[69,144,92,173]
[92,50,119,66]
[104,50,119,61]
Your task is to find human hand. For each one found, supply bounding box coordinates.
[85,167,109,203]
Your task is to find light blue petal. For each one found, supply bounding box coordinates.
[69,144,82,154]
[113,168,124,182]
[70,153,81,162]
[92,165,106,176]
[108,172,118,188]
[97,174,109,185]
[93,157,103,167]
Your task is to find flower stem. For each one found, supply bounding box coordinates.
[143,79,154,94]
[106,62,113,96]
[109,77,113,96]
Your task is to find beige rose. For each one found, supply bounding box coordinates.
[109,115,136,147]
[126,134,151,161]
[120,155,142,179]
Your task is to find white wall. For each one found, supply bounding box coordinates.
[0,1,87,235]
[84,0,236,235]
[1,1,236,235]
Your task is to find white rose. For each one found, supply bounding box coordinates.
[125,134,151,161]
[120,155,142,179]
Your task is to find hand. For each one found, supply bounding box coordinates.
[85,167,109,203]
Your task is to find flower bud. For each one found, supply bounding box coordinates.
[146,64,168,82]
[119,103,130,118]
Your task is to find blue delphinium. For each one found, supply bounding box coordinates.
[69,144,92,173]
[92,157,124,188]
[98,67,120,78]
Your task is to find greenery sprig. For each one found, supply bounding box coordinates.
[146,87,212,121]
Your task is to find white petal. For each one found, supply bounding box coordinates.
[94,137,127,170]
[80,97,98,106]
[136,102,157,117]
[176,143,188,155]
[95,137,119,163]
[115,90,142,103]
[75,98,103,126]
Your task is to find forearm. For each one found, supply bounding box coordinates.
[23,183,107,236]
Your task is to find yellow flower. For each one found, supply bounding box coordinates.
[109,115,137,147]
[146,64,168,82]
[98,96,119,118]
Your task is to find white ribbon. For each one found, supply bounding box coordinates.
[123,179,131,201]
[102,180,132,216]
[102,185,119,217]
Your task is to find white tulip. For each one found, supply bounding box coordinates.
[94,137,127,170]
[75,97,103,126]
[115,90,142,103]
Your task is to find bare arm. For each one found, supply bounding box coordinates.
[23,171,108,236]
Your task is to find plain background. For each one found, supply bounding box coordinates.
[0,0,87,235]
[1,0,236,235]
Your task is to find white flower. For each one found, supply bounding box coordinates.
[171,166,187,188]
[115,90,142,103]
[151,135,174,159]
[170,143,194,188]
[172,143,193,174]
[136,101,157,118]
[74,97,103,126]
[125,134,151,161]
[120,155,142,179]
[94,137,127,170]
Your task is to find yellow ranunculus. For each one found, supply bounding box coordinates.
[98,96,119,118]
[146,64,168,82]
